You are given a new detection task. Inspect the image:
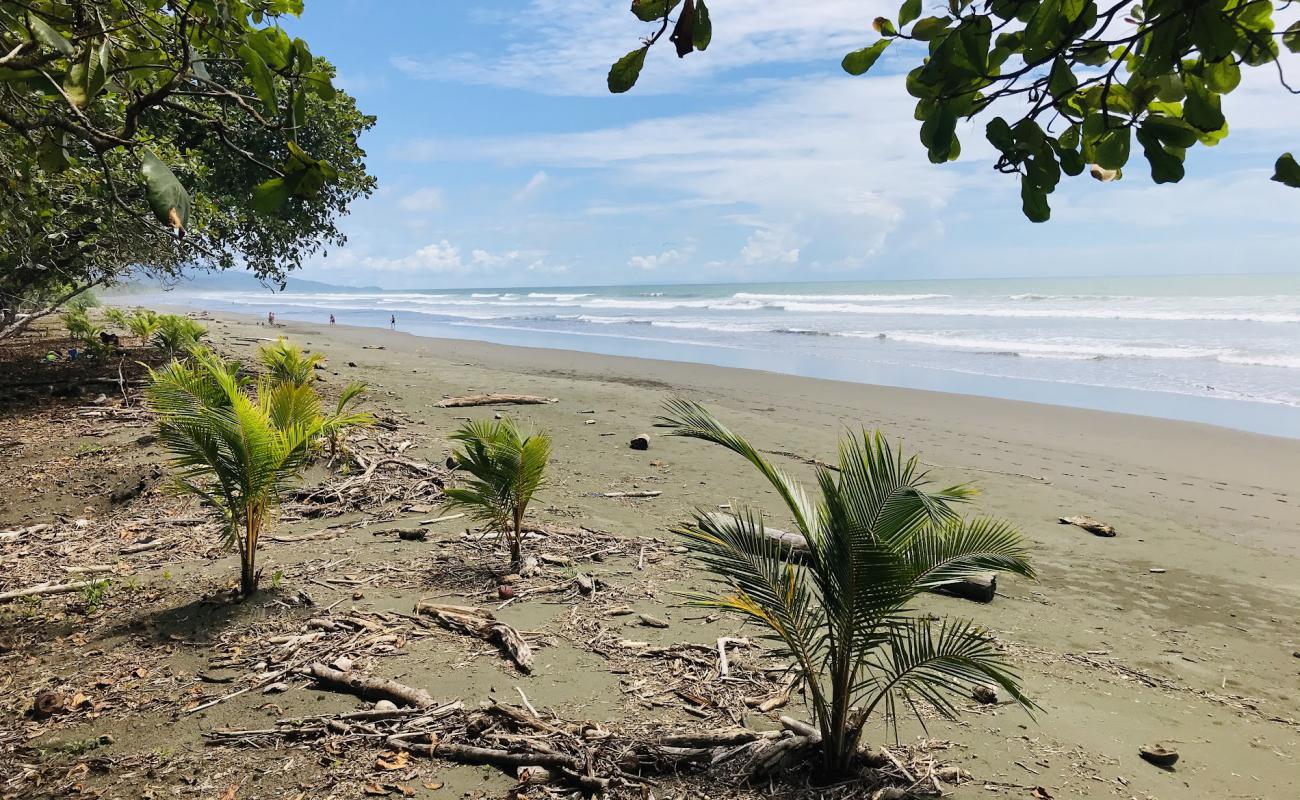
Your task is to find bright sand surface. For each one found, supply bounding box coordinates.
[200,310,1300,798]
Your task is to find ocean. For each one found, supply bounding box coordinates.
[136,274,1300,438]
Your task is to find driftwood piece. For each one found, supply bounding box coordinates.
[307,663,436,708]
[602,490,661,498]
[0,579,101,603]
[933,573,997,603]
[415,602,534,672]
[705,513,998,602]
[433,394,557,408]
[1059,514,1117,537]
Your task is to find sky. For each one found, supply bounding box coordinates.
[279,0,1300,290]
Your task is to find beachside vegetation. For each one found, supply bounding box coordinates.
[608,1,1300,221]
[152,316,209,355]
[444,418,552,570]
[145,347,325,597]
[0,2,377,340]
[258,338,326,388]
[658,397,1036,775]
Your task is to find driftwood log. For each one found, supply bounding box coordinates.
[433,394,557,408]
[1059,515,1117,537]
[415,602,534,672]
[0,579,103,603]
[702,512,998,603]
[306,663,436,708]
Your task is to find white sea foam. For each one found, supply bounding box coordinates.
[731,292,950,302]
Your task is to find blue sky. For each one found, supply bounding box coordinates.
[282,0,1300,290]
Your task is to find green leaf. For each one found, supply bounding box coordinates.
[842,40,892,76]
[141,150,191,231]
[1092,125,1131,170]
[37,131,70,172]
[608,46,648,93]
[1190,7,1237,62]
[1285,21,1300,53]
[1141,115,1199,148]
[1020,176,1050,222]
[1135,125,1184,184]
[1182,74,1224,132]
[238,45,278,115]
[1024,0,1065,61]
[305,70,336,100]
[63,42,107,107]
[985,117,1015,152]
[1047,57,1076,99]
[899,0,922,26]
[248,26,293,71]
[292,38,312,75]
[1271,153,1300,188]
[252,177,291,213]
[693,0,712,50]
[29,15,74,55]
[911,17,951,42]
[630,0,681,21]
[1203,59,1240,93]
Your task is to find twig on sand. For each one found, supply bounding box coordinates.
[433,394,557,408]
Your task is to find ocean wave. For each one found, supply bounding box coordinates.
[1217,353,1300,369]
[527,292,592,301]
[844,331,1234,362]
[732,292,950,302]
[778,302,1300,323]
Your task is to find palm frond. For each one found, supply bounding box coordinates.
[863,617,1036,724]
[906,517,1036,591]
[657,397,820,538]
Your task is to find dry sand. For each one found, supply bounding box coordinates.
[5,308,1298,799]
[204,311,1300,798]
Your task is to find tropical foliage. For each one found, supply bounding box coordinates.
[258,338,325,387]
[444,418,552,569]
[145,347,325,596]
[658,398,1036,775]
[153,315,209,354]
[608,0,1300,220]
[0,2,377,339]
[124,309,163,344]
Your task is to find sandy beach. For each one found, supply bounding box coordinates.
[3,309,1298,799]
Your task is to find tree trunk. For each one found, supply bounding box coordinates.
[241,516,260,597]
[510,509,524,570]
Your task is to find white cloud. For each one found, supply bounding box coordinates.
[391,0,893,97]
[738,226,800,265]
[629,244,693,271]
[397,187,445,212]
[513,171,549,202]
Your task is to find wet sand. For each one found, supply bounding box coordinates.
[190,310,1300,798]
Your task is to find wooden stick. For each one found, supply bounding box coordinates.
[602,490,661,498]
[433,394,557,408]
[0,579,101,603]
[307,662,437,708]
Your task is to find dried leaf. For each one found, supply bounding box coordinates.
[375,750,409,770]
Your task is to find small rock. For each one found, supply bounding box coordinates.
[638,613,669,629]
[498,584,515,600]
[263,682,290,694]
[347,361,357,367]
[585,419,596,425]
[332,656,353,672]
[935,766,968,784]
[971,684,998,705]
[398,528,427,542]
[374,699,398,712]
[135,433,157,446]
[1138,744,1179,767]
[630,434,650,450]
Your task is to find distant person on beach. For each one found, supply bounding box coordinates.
[329,314,335,325]
[267,311,275,326]
[390,314,396,330]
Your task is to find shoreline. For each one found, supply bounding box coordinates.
[137,295,1300,439]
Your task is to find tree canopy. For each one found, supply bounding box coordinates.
[608,0,1300,221]
[0,1,375,335]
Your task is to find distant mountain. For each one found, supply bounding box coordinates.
[115,270,381,294]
